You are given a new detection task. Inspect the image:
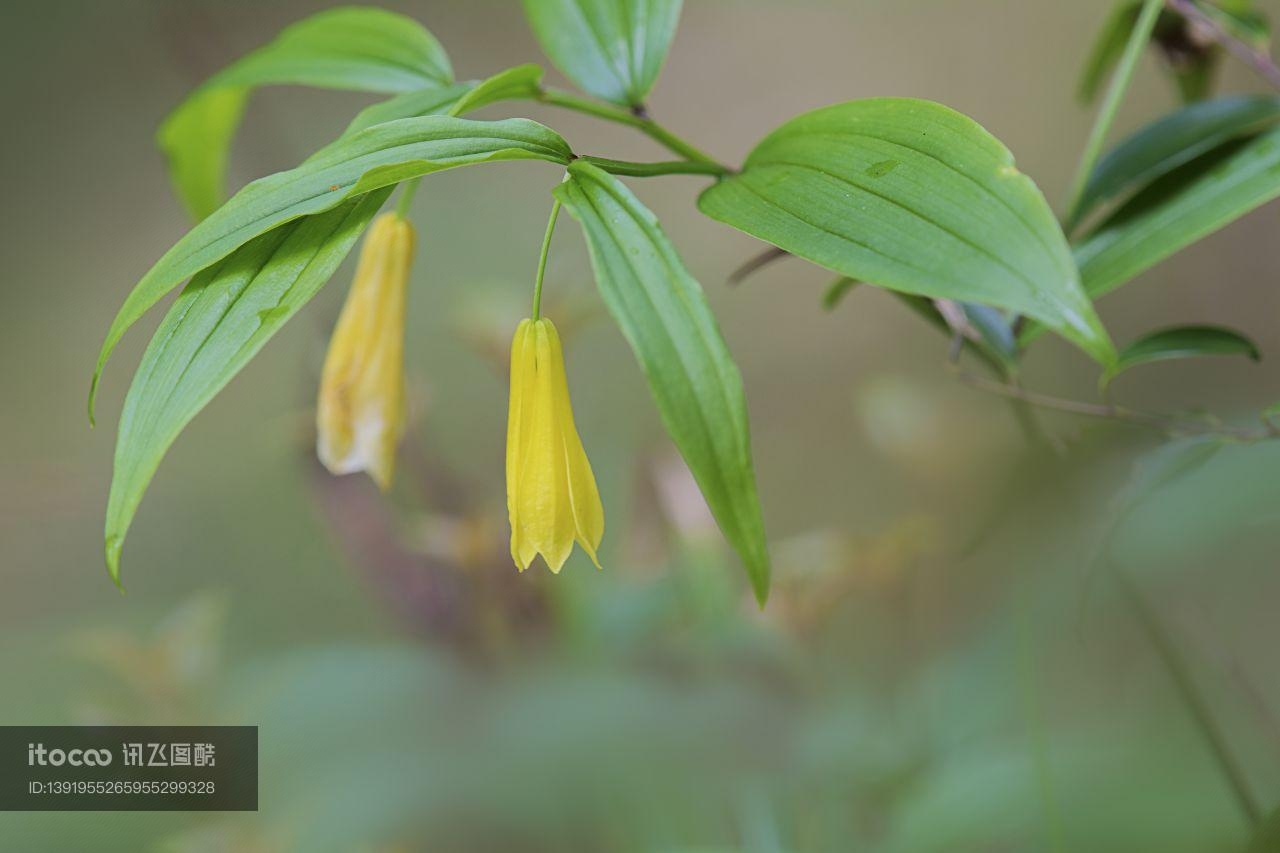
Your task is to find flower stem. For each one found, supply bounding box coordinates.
[537,87,728,169]
[394,178,421,217]
[1065,0,1163,221]
[531,198,562,320]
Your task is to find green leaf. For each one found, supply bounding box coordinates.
[1069,95,1280,229]
[822,277,859,311]
[341,65,545,137]
[159,6,453,220]
[697,98,1115,365]
[1079,2,1142,103]
[448,65,545,116]
[522,0,682,107]
[1102,324,1260,387]
[1248,804,1280,852]
[906,297,1016,376]
[344,82,474,135]
[1196,0,1271,50]
[104,189,392,582]
[554,161,771,603]
[1074,125,1280,300]
[93,116,572,421]
[959,303,1019,368]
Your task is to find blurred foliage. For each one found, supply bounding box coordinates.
[6,428,1280,850]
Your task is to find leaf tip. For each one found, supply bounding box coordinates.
[105,535,126,592]
[87,373,101,427]
[748,555,771,609]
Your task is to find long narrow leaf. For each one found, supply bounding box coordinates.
[1075,125,1280,300]
[105,189,393,582]
[93,116,573,419]
[343,65,546,136]
[555,161,771,603]
[160,6,453,219]
[1103,324,1260,387]
[1070,94,1280,229]
[344,82,474,135]
[448,65,545,117]
[1079,2,1143,104]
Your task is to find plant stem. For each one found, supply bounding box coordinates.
[949,364,1279,441]
[576,155,729,178]
[531,199,561,320]
[1065,0,1164,220]
[727,246,791,285]
[1166,0,1280,90]
[537,87,728,169]
[394,178,421,217]
[1016,601,1068,853]
[1114,567,1262,827]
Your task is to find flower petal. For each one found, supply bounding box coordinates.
[316,212,412,490]
[544,321,604,567]
[507,319,535,569]
[505,316,605,573]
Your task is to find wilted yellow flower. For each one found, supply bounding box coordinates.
[506,317,604,572]
[317,212,414,491]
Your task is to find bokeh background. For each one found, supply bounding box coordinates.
[4,0,1280,849]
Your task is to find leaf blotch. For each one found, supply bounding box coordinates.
[865,159,900,178]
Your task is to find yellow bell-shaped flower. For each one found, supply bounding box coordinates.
[316,211,414,491]
[506,317,604,572]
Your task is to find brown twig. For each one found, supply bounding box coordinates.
[948,363,1279,442]
[1166,0,1280,90]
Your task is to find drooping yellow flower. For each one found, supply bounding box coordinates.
[316,212,414,491]
[506,317,604,572]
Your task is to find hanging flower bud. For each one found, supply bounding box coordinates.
[506,317,604,572]
[317,212,414,491]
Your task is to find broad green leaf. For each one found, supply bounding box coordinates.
[92,116,572,420]
[1069,95,1280,229]
[159,6,453,220]
[698,98,1115,365]
[554,161,771,603]
[1102,324,1260,386]
[522,0,682,107]
[105,189,392,582]
[448,65,545,116]
[1079,2,1143,103]
[1074,125,1280,300]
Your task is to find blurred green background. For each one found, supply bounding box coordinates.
[4,0,1280,850]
